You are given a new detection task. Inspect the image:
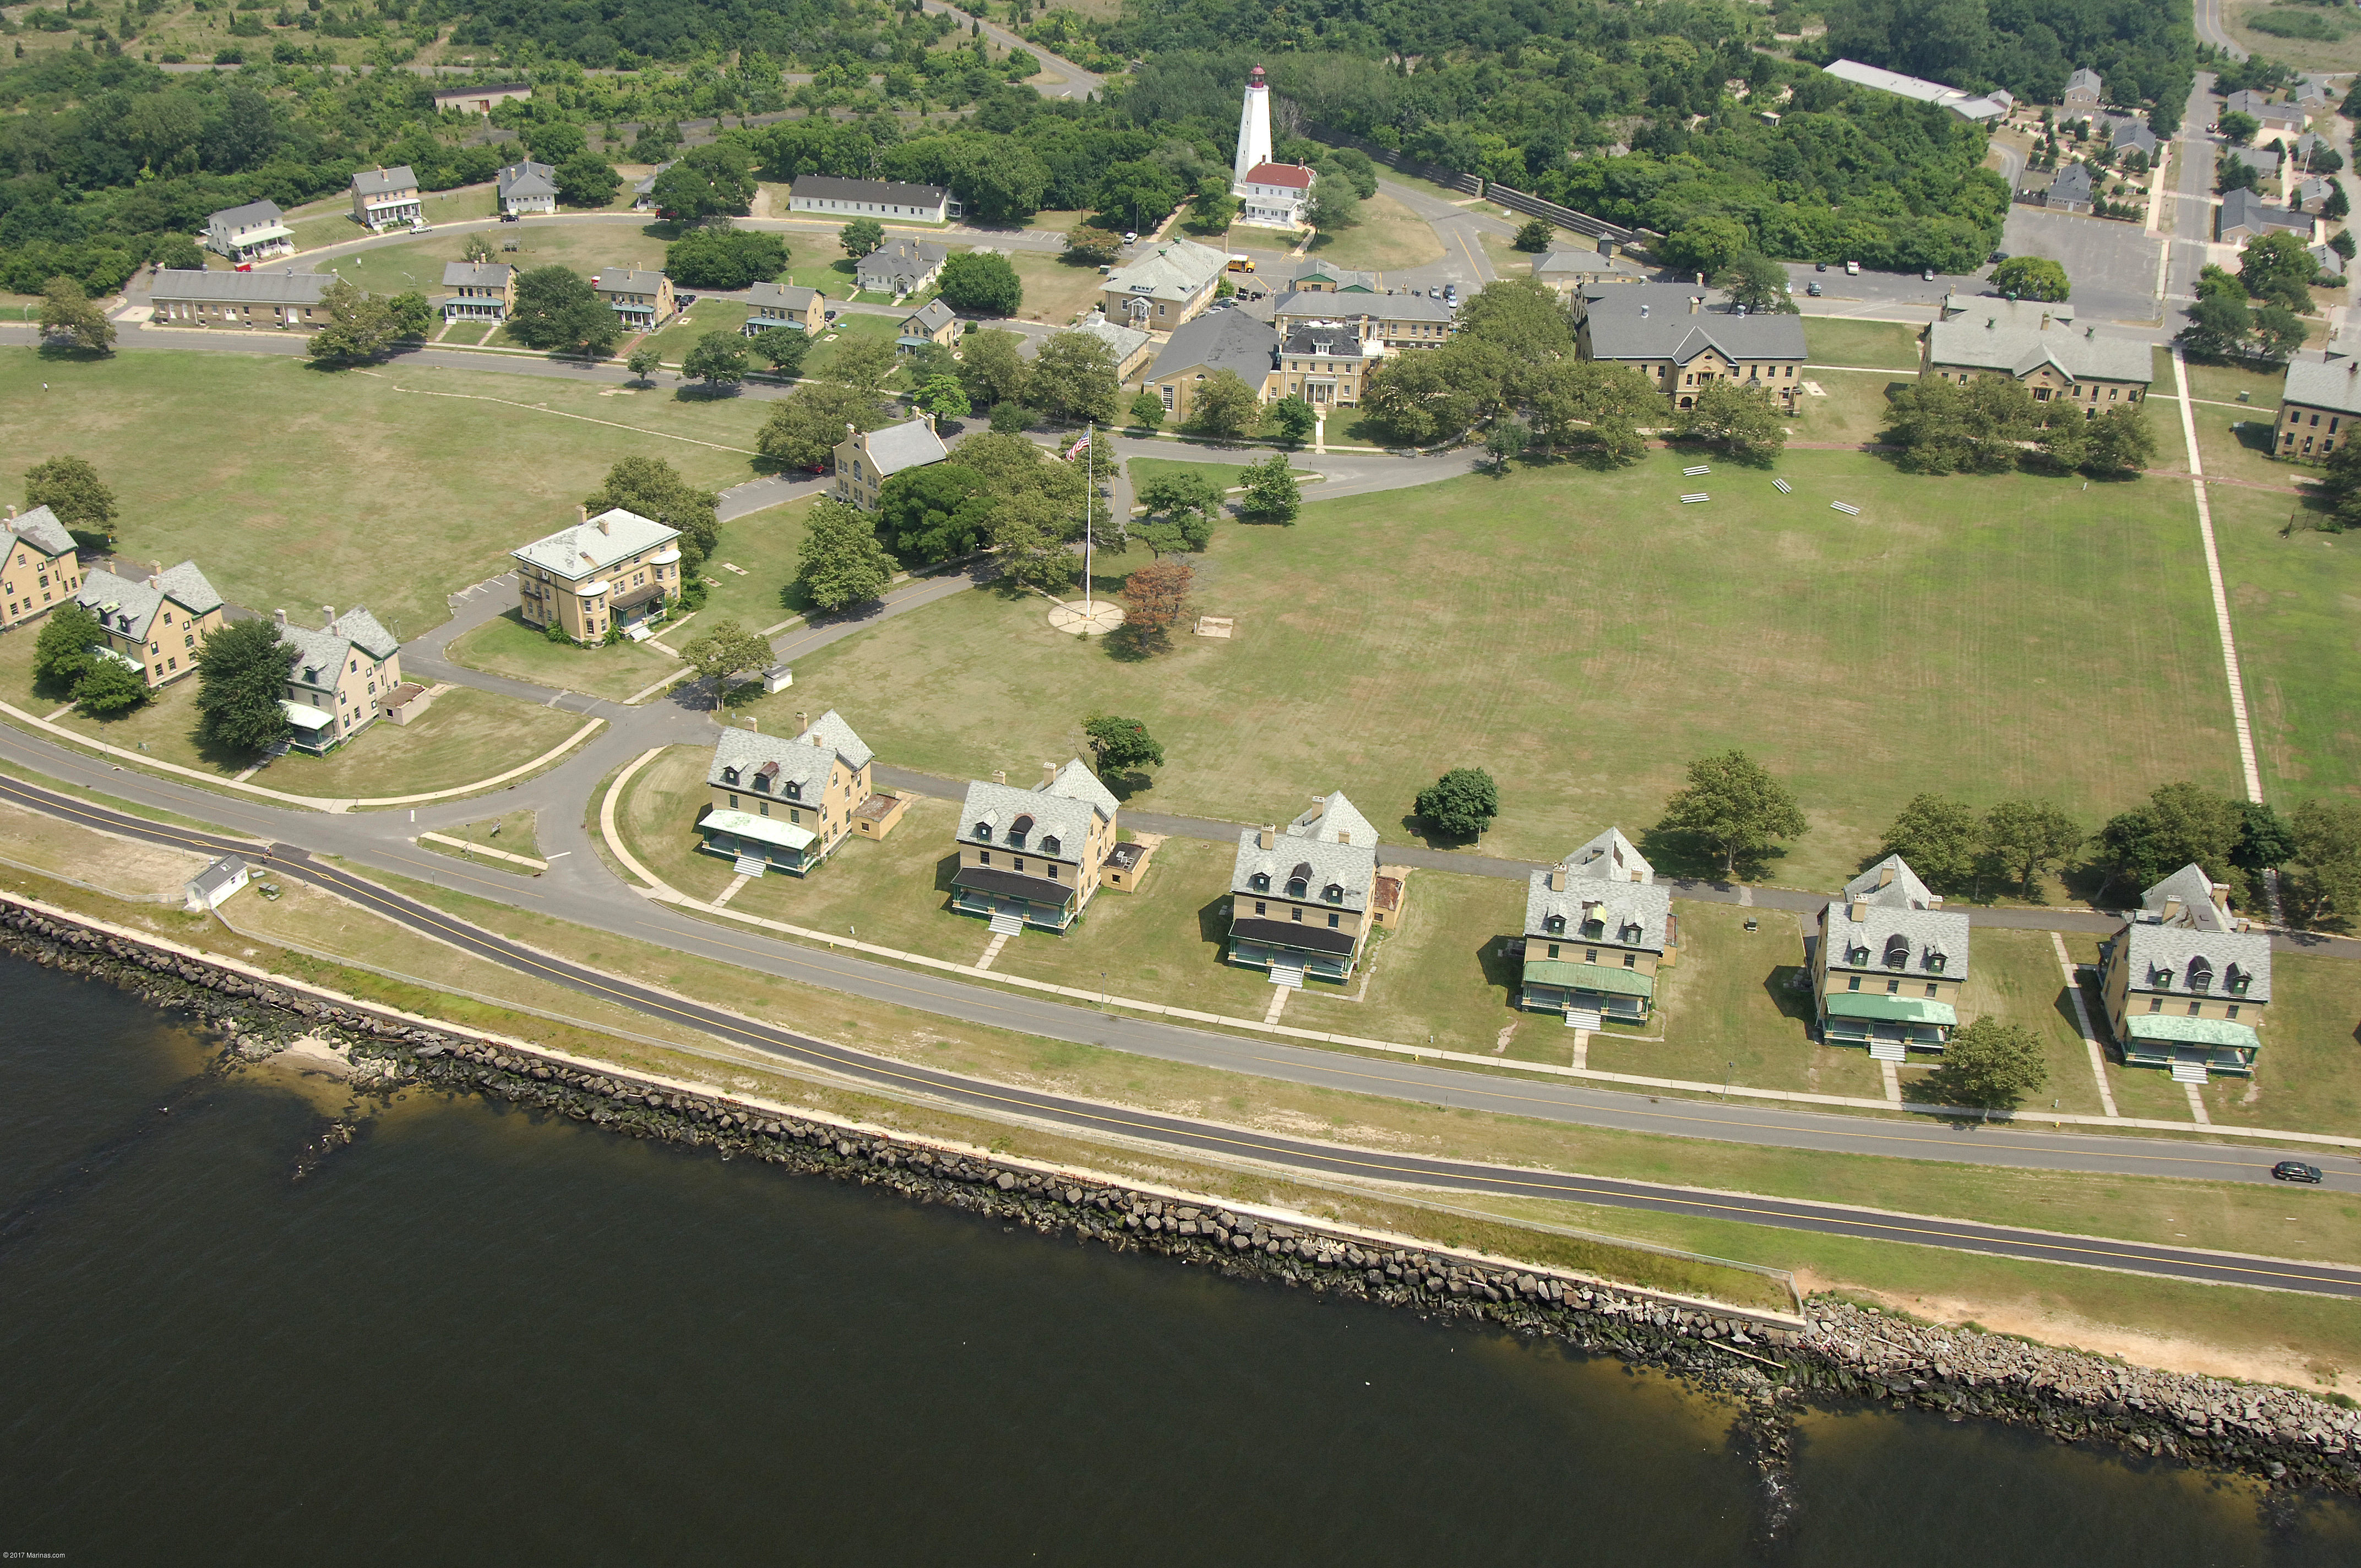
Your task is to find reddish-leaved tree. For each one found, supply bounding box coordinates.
[1120,559,1194,652]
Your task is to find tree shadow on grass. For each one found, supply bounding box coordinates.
[1635,823,1793,888]
[1476,932,1525,999]
[1760,963,1819,1028]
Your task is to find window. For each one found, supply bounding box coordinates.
[1886,978,1901,995]
[1291,907,1302,922]
[759,801,769,816]
[1041,835,1060,856]
[789,809,801,824]
[727,793,739,809]
[1013,857,1025,873]
[1326,912,1339,928]
[1585,948,1598,963]
[1847,976,1861,991]
[1546,943,1560,959]
[973,823,993,842]
[2227,1004,2241,1020]
[1048,864,1059,879]
[1624,953,1638,968]
[1254,901,1266,916]
[2148,996,2163,1012]
[1924,982,1938,998]
[1883,934,1910,969]
[978,851,991,865]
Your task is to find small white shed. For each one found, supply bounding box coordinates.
[185,856,251,912]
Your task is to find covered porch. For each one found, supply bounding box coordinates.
[951,864,1079,931]
[1517,958,1654,1021]
[2122,1014,2260,1077]
[280,698,340,755]
[1227,918,1358,982]
[697,809,820,875]
[1821,990,1957,1050]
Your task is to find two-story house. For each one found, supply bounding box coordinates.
[1102,238,1230,331]
[1285,260,1377,294]
[149,268,331,331]
[439,261,516,323]
[511,506,683,643]
[696,711,877,876]
[595,266,676,331]
[1533,247,1647,296]
[1574,285,1808,412]
[1271,322,1385,410]
[1227,792,1381,984]
[1518,827,1678,1026]
[951,760,1121,931]
[743,282,826,336]
[2274,352,2361,460]
[1922,299,2153,415]
[351,166,422,232]
[899,298,959,347]
[1,505,82,632]
[1140,310,1280,424]
[496,159,559,216]
[1813,855,1971,1058]
[2062,67,2105,117]
[855,239,949,297]
[74,560,225,688]
[831,416,949,511]
[2097,864,2270,1081]
[1232,161,1314,230]
[204,199,294,264]
[2218,187,2313,245]
[1073,315,1156,380]
[1271,291,1456,352]
[274,605,401,754]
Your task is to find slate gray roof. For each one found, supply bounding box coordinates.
[280,607,399,693]
[209,198,285,230]
[150,268,330,306]
[2313,244,2346,280]
[596,266,666,295]
[77,560,223,641]
[510,508,681,580]
[497,159,558,200]
[188,857,247,901]
[856,238,949,289]
[2298,177,2335,208]
[1925,310,2154,384]
[959,760,1114,867]
[1231,814,1378,908]
[1144,309,1278,384]
[2282,352,2361,415]
[441,261,513,288]
[1526,829,1671,950]
[1940,292,2074,325]
[863,416,950,479]
[747,282,822,314]
[633,161,675,199]
[4,504,77,558]
[1071,315,1150,365]
[1106,238,1230,303]
[2224,90,2305,125]
[709,712,872,801]
[1272,291,1455,326]
[2117,922,2273,1002]
[1535,248,1646,283]
[2109,118,2158,156]
[1279,325,1377,361]
[790,175,948,207]
[2219,188,2310,238]
[2066,67,2103,96]
[353,166,417,199]
[2229,146,2281,177]
[2139,863,2237,931]
[2047,163,2095,204]
[1580,287,1807,364]
[1373,293,1457,322]
[1822,853,1971,981]
[1288,791,1378,848]
[902,298,957,334]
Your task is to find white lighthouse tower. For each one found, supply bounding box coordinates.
[1233,64,1274,188]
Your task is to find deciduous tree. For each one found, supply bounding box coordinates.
[1925,1016,2048,1109]
[74,657,150,718]
[1979,798,2083,898]
[2083,405,2156,475]
[988,487,1079,592]
[1268,395,1317,448]
[1676,380,1786,463]
[1882,374,2036,473]
[665,228,787,289]
[2094,781,2248,901]
[681,329,750,389]
[585,456,720,576]
[1063,227,1122,266]
[1304,183,1361,230]
[1880,793,1979,892]
[821,333,899,397]
[1128,389,1166,430]
[679,617,773,708]
[938,251,1022,315]
[23,455,117,547]
[1118,558,1192,651]
[1024,330,1121,423]
[509,266,619,357]
[32,600,100,693]
[627,345,663,384]
[1656,749,1808,877]
[840,217,885,258]
[193,616,292,753]
[2289,798,2361,928]
[879,463,994,562]
[1236,452,1299,522]
[1990,255,2071,300]
[1183,369,1261,439]
[795,499,896,612]
[1513,218,1555,252]
[914,373,972,420]
[1415,766,1499,841]
[39,275,113,352]
[307,276,397,363]
[747,327,810,377]
[1712,252,1796,314]
[959,327,1029,410]
[1083,714,1165,778]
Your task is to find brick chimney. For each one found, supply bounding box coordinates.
[2210,880,2231,912]
[992,769,1007,786]
[1042,761,1059,788]
[1877,864,1895,888]
[797,710,809,735]
[274,608,287,629]
[596,514,611,535]
[578,504,589,523]
[1547,865,1567,892]
[1257,826,1276,850]
[1848,900,1868,922]
[322,605,336,628]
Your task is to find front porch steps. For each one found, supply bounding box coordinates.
[1268,961,1304,989]
[733,853,766,878]
[1563,1006,1602,1030]
[2170,1058,2211,1085]
[988,910,1025,937]
[1868,1038,1908,1063]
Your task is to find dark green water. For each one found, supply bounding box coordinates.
[3,957,2359,1565]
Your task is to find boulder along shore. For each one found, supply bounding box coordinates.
[8,894,2361,1536]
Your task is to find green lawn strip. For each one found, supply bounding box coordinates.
[783,256,863,296]
[633,296,746,364]
[439,320,496,346]
[996,249,1112,327]
[801,311,904,380]
[423,807,543,861]
[325,216,669,292]
[1,351,759,633]
[2187,399,2302,491]
[1955,927,2113,1117]
[677,496,813,631]
[2207,484,2361,804]
[1303,192,1448,274]
[773,449,2244,889]
[1464,1193,2361,1380]
[2180,354,2288,411]
[1802,318,1923,368]
[289,186,498,255]
[350,858,2361,1273]
[1785,366,1907,448]
[446,611,686,701]
[2196,953,2361,1136]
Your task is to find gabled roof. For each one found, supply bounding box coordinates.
[1231,823,1377,907]
[1565,825,1653,884]
[2047,163,2095,203]
[1144,309,1277,384]
[280,607,399,691]
[790,175,948,206]
[633,161,676,198]
[497,159,559,200]
[958,760,1115,864]
[442,261,513,288]
[1071,315,1151,364]
[1845,854,1938,909]
[1106,238,1230,302]
[596,266,666,294]
[1925,310,2154,384]
[2219,188,2310,237]
[209,198,285,230]
[150,267,330,306]
[353,166,417,198]
[1525,834,1670,949]
[1288,791,1378,848]
[1242,161,1313,189]
[2281,352,2361,415]
[902,298,957,333]
[2312,244,2346,279]
[1580,286,1807,363]
[709,714,872,799]
[857,416,949,480]
[76,560,223,641]
[1823,853,1970,981]
[2228,146,2280,177]
[1288,259,1377,290]
[3,504,77,559]
[2139,862,2236,931]
[1535,248,1645,281]
[747,281,822,313]
[2117,921,2272,1002]
[2109,119,2158,154]
[1279,325,1377,360]
[856,238,949,282]
[2066,67,2103,94]
[510,508,682,580]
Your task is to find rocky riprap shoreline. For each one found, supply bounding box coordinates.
[8,895,2360,1523]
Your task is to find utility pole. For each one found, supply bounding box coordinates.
[1082,421,1094,618]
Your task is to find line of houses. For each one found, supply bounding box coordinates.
[682,713,2267,1081]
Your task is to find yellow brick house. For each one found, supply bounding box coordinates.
[696,711,877,876]
[74,560,225,688]
[511,507,683,644]
[1518,827,1678,1026]
[1,505,83,631]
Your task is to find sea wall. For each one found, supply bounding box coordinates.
[6,894,2359,1518]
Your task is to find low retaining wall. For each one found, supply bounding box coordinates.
[5,891,2358,1527]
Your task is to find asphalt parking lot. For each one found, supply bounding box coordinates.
[1998,206,2163,323]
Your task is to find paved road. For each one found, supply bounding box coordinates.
[8,767,2357,1295]
[918,0,1102,100]
[2195,0,2245,58]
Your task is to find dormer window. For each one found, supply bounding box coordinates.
[1847,944,1869,966]
[722,767,739,786]
[2150,966,2174,989]
[1543,914,1565,935]
[1581,917,1604,940]
[1009,813,1033,850]
[751,774,770,793]
[1925,950,1946,973]
[785,780,802,801]
[2228,963,2251,994]
[1040,835,1060,857]
[2186,956,2212,992]
[1882,934,1910,969]
[1323,883,1343,903]
[1250,872,1270,894]
[974,823,994,842]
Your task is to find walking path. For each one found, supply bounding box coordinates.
[2168,345,2268,804]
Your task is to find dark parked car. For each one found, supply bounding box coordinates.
[2272,1161,2325,1184]
[1806,281,1823,297]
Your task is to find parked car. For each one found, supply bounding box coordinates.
[500,211,520,222]
[1814,261,1826,271]
[2273,1161,2325,1184]
[1923,268,1936,281]
[676,294,698,308]
[1123,231,1139,245]
[1806,281,1822,296]
[1845,259,1860,275]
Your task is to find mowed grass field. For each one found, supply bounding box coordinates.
[776,448,2243,888]
[1,350,764,633]
[318,217,672,295]
[2208,482,2361,804]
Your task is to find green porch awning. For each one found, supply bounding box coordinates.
[699,808,817,852]
[2125,1014,2261,1051]
[280,700,335,733]
[1824,992,1958,1026]
[1521,959,1655,998]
